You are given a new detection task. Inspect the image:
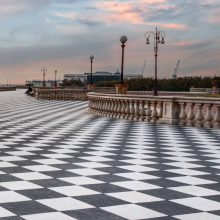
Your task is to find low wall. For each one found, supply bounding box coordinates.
[88,92,220,129]
[34,88,88,101]
[0,87,16,91]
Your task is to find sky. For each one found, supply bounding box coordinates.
[0,0,220,84]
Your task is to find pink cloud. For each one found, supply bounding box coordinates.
[147,22,187,30]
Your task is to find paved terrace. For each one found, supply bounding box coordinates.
[0,90,220,220]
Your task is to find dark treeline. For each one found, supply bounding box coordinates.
[97,76,220,91]
[62,76,220,91]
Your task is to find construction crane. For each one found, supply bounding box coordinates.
[172,59,180,80]
[141,59,147,77]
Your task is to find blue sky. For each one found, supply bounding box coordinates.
[0,0,220,84]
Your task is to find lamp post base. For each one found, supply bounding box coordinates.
[87,84,96,91]
[115,83,128,94]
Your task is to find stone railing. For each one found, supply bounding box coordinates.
[34,88,88,101]
[0,87,16,91]
[88,92,220,129]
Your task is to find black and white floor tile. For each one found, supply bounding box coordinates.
[0,90,220,219]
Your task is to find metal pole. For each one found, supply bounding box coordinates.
[154,27,158,96]
[90,60,93,84]
[121,43,125,84]
[55,70,57,87]
[43,71,46,88]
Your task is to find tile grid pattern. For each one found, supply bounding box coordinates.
[0,90,220,219]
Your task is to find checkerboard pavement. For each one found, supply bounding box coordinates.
[0,90,220,219]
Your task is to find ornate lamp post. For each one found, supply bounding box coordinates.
[90,55,94,84]
[145,27,165,96]
[120,36,127,84]
[87,55,96,91]
[115,36,129,94]
[41,68,47,88]
[54,70,57,88]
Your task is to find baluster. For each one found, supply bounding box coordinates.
[195,103,204,127]
[179,102,187,125]
[114,100,118,118]
[125,100,130,119]
[140,101,146,121]
[121,99,126,119]
[158,102,163,119]
[146,101,152,122]
[110,99,114,117]
[214,105,220,129]
[130,100,135,120]
[102,99,106,116]
[152,101,158,123]
[186,103,195,126]
[107,99,111,116]
[135,100,140,121]
[113,100,118,117]
[117,100,122,118]
[205,104,213,128]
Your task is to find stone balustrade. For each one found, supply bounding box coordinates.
[35,88,88,101]
[88,92,220,129]
[0,87,16,91]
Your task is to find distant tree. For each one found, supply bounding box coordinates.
[125,76,217,91]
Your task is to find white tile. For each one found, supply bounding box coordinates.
[174,212,220,220]
[23,165,61,172]
[85,151,116,156]
[164,156,199,162]
[0,156,27,161]
[102,204,166,219]
[0,161,17,168]
[74,162,110,168]
[42,154,72,159]
[168,176,217,185]
[119,165,157,172]
[107,191,163,203]
[7,151,35,156]
[33,159,67,165]
[50,185,100,196]
[0,191,31,203]
[22,212,77,220]
[172,197,220,211]
[120,159,156,165]
[37,197,94,211]
[59,176,104,185]
[165,162,204,168]
[112,181,161,191]
[166,168,209,176]
[0,207,15,218]
[79,156,113,162]
[170,185,220,196]
[68,168,108,176]
[0,181,42,190]
[49,149,77,154]
[122,154,156,159]
[115,172,159,180]
[12,172,52,180]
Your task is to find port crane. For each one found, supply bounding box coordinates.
[172,59,180,79]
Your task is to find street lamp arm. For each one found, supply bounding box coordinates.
[158,31,166,38]
[144,31,155,39]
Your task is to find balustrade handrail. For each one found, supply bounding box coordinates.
[88,92,220,103]
[34,88,88,101]
[87,92,220,129]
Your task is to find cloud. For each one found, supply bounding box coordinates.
[0,0,49,15]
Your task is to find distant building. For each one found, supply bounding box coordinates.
[64,71,142,84]
[64,74,87,83]
[25,80,58,88]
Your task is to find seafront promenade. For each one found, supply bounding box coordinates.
[0,90,220,219]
